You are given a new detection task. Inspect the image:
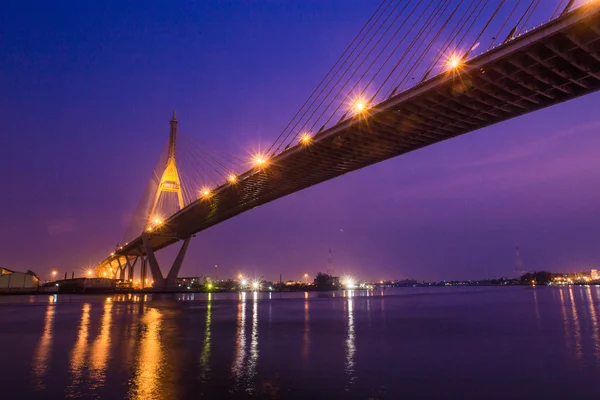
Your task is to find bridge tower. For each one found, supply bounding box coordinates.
[327,248,334,276]
[141,111,191,291]
[515,246,525,277]
[147,111,185,227]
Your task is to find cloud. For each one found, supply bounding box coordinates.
[46,218,77,236]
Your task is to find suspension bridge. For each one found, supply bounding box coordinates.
[95,0,600,290]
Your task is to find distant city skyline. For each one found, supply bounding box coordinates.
[2,0,600,282]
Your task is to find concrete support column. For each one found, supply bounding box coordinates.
[142,234,165,289]
[140,256,147,289]
[117,258,125,281]
[165,237,191,290]
[127,257,138,282]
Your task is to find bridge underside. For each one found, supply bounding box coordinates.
[100,4,600,270]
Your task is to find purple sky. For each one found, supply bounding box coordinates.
[2,1,600,282]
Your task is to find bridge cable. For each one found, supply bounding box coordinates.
[304,0,430,135]
[383,0,459,97]
[426,0,489,78]
[518,0,542,34]
[354,0,452,111]
[274,0,404,153]
[507,0,539,42]
[414,0,480,90]
[369,0,463,102]
[267,0,391,156]
[309,0,429,133]
[179,134,243,177]
[488,0,522,50]
[551,0,568,20]
[386,0,475,98]
[465,0,507,59]
[387,0,483,97]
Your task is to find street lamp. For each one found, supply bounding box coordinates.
[51,270,57,281]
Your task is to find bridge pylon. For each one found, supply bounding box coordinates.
[139,111,193,290]
[147,110,185,229]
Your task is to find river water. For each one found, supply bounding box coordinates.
[0,286,599,399]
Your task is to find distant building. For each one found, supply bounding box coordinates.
[0,268,39,293]
[313,273,339,290]
[592,269,599,280]
[177,277,202,288]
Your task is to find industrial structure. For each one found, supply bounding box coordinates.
[0,268,39,293]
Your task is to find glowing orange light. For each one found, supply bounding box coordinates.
[252,153,268,168]
[227,174,237,183]
[445,52,463,71]
[350,96,369,115]
[200,186,212,199]
[299,132,312,145]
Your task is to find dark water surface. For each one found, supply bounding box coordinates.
[1,286,599,399]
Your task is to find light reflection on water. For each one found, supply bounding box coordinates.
[32,299,55,390]
[303,293,310,361]
[345,290,356,391]
[586,286,600,362]
[89,300,112,389]
[568,286,584,360]
[129,307,163,400]
[65,303,90,398]
[199,293,212,384]
[4,287,600,399]
[231,291,247,388]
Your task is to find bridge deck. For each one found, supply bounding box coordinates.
[105,3,600,264]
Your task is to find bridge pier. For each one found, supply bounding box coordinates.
[166,237,191,289]
[142,234,191,291]
[117,258,125,281]
[127,257,138,282]
[140,256,147,288]
[142,234,165,288]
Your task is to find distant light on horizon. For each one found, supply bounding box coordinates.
[343,276,356,289]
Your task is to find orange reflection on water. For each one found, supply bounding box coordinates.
[129,307,164,400]
[568,286,583,359]
[303,297,310,361]
[88,300,113,389]
[559,289,572,354]
[66,303,91,395]
[32,302,55,390]
[586,286,600,361]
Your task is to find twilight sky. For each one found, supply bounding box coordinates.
[2,0,600,282]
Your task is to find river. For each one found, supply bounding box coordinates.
[0,286,599,399]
